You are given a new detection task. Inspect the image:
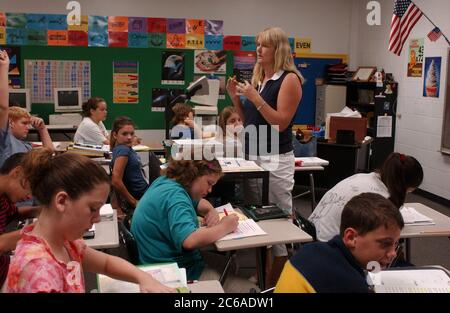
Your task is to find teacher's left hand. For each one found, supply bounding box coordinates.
[235,80,260,103]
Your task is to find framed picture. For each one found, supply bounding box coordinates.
[352,66,376,82]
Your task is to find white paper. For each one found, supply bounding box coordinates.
[217,219,267,241]
[400,206,435,225]
[217,157,260,172]
[375,269,450,293]
[377,116,392,138]
[99,203,114,221]
[294,157,329,167]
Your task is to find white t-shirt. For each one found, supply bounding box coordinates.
[74,117,109,145]
[308,172,389,242]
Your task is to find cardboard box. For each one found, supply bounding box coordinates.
[328,116,367,143]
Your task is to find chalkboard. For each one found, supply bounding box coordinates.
[19,46,233,129]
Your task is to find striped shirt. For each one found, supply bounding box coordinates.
[0,194,18,287]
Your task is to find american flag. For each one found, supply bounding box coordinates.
[389,0,423,55]
[427,27,442,42]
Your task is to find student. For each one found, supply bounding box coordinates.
[275,192,404,293]
[170,103,202,140]
[309,152,423,242]
[217,106,244,158]
[110,116,149,215]
[4,149,173,293]
[74,97,109,145]
[0,153,41,289]
[131,157,239,281]
[0,49,53,168]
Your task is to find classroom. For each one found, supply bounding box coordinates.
[0,0,449,298]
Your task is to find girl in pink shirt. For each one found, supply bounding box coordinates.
[5,149,174,293]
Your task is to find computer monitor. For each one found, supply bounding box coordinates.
[54,87,82,112]
[9,88,31,112]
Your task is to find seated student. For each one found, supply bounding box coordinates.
[74,97,109,145]
[309,152,423,242]
[217,106,244,158]
[275,192,404,293]
[0,49,53,168]
[170,103,214,139]
[110,116,150,216]
[0,153,42,289]
[131,157,239,281]
[4,149,174,293]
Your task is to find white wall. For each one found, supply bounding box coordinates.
[352,0,450,199]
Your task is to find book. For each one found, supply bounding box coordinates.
[217,157,261,172]
[97,262,189,293]
[240,204,289,222]
[371,267,450,293]
[217,219,267,241]
[400,206,435,226]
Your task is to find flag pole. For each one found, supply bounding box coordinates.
[414,2,450,45]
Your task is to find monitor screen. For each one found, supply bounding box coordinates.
[54,87,82,112]
[8,88,31,112]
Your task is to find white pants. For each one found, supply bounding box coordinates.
[245,151,295,256]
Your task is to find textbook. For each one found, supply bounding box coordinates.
[400,206,435,226]
[371,267,450,293]
[97,262,189,293]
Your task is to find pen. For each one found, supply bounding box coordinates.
[224,209,229,216]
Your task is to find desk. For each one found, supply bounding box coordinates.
[401,203,450,262]
[220,169,270,205]
[215,218,313,290]
[189,280,225,293]
[28,124,77,141]
[85,210,119,250]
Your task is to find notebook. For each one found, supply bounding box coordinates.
[400,206,435,226]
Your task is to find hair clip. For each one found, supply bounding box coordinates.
[206,162,216,170]
[399,154,406,162]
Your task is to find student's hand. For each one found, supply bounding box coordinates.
[220,214,239,233]
[204,209,220,227]
[138,273,177,293]
[0,50,10,67]
[184,117,195,128]
[235,80,260,103]
[30,116,46,131]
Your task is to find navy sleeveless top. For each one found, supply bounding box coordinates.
[242,71,298,156]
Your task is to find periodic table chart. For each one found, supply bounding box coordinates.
[25,60,91,103]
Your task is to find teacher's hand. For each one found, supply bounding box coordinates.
[235,80,259,103]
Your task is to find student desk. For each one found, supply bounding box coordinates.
[401,203,450,262]
[215,218,313,290]
[28,124,77,141]
[189,280,225,293]
[85,210,120,250]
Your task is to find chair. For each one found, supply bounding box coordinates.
[118,215,140,265]
[292,208,317,241]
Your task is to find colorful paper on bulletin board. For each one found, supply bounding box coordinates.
[128,32,148,48]
[108,31,128,47]
[89,16,108,32]
[289,38,295,53]
[167,19,185,34]
[423,57,441,98]
[6,13,27,28]
[205,20,223,35]
[148,33,165,48]
[113,60,139,103]
[47,30,68,46]
[148,18,166,33]
[3,46,21,76]
[88,29,108,47]
[26,14,48,30]
[0,28,6,45]
[0,13,5,27]
[205,35,223,50]
[161,51,185,85]
[295,38,311,54]
[407,38,424,77]
[25,60,91,103]
[186,19,204,34]
[6,28,26,45]
[68,15,88,31]
[233,51,256,83]
[186,34,204,49]
[128,17,147,32]
[9,77,21,89]
[108,16,128,32]
[241,36,256,51]
[68,30,88,46]
[151,88,183,112]
[166,33,185,49]
[47,14,67,30]
[27,29,47,46]
[223,36,241,51]
[194,50,226,74]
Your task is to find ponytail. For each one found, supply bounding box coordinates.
[378,152,423,208]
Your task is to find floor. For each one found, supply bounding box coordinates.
[84,186,450,292]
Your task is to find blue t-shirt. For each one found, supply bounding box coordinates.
[112,144,149,200]
[0,124,32,169]
[131,176,204,280]
[170,125,194,139]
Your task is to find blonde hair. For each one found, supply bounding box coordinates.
[8,106,30,121]
[252,27,304,87]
